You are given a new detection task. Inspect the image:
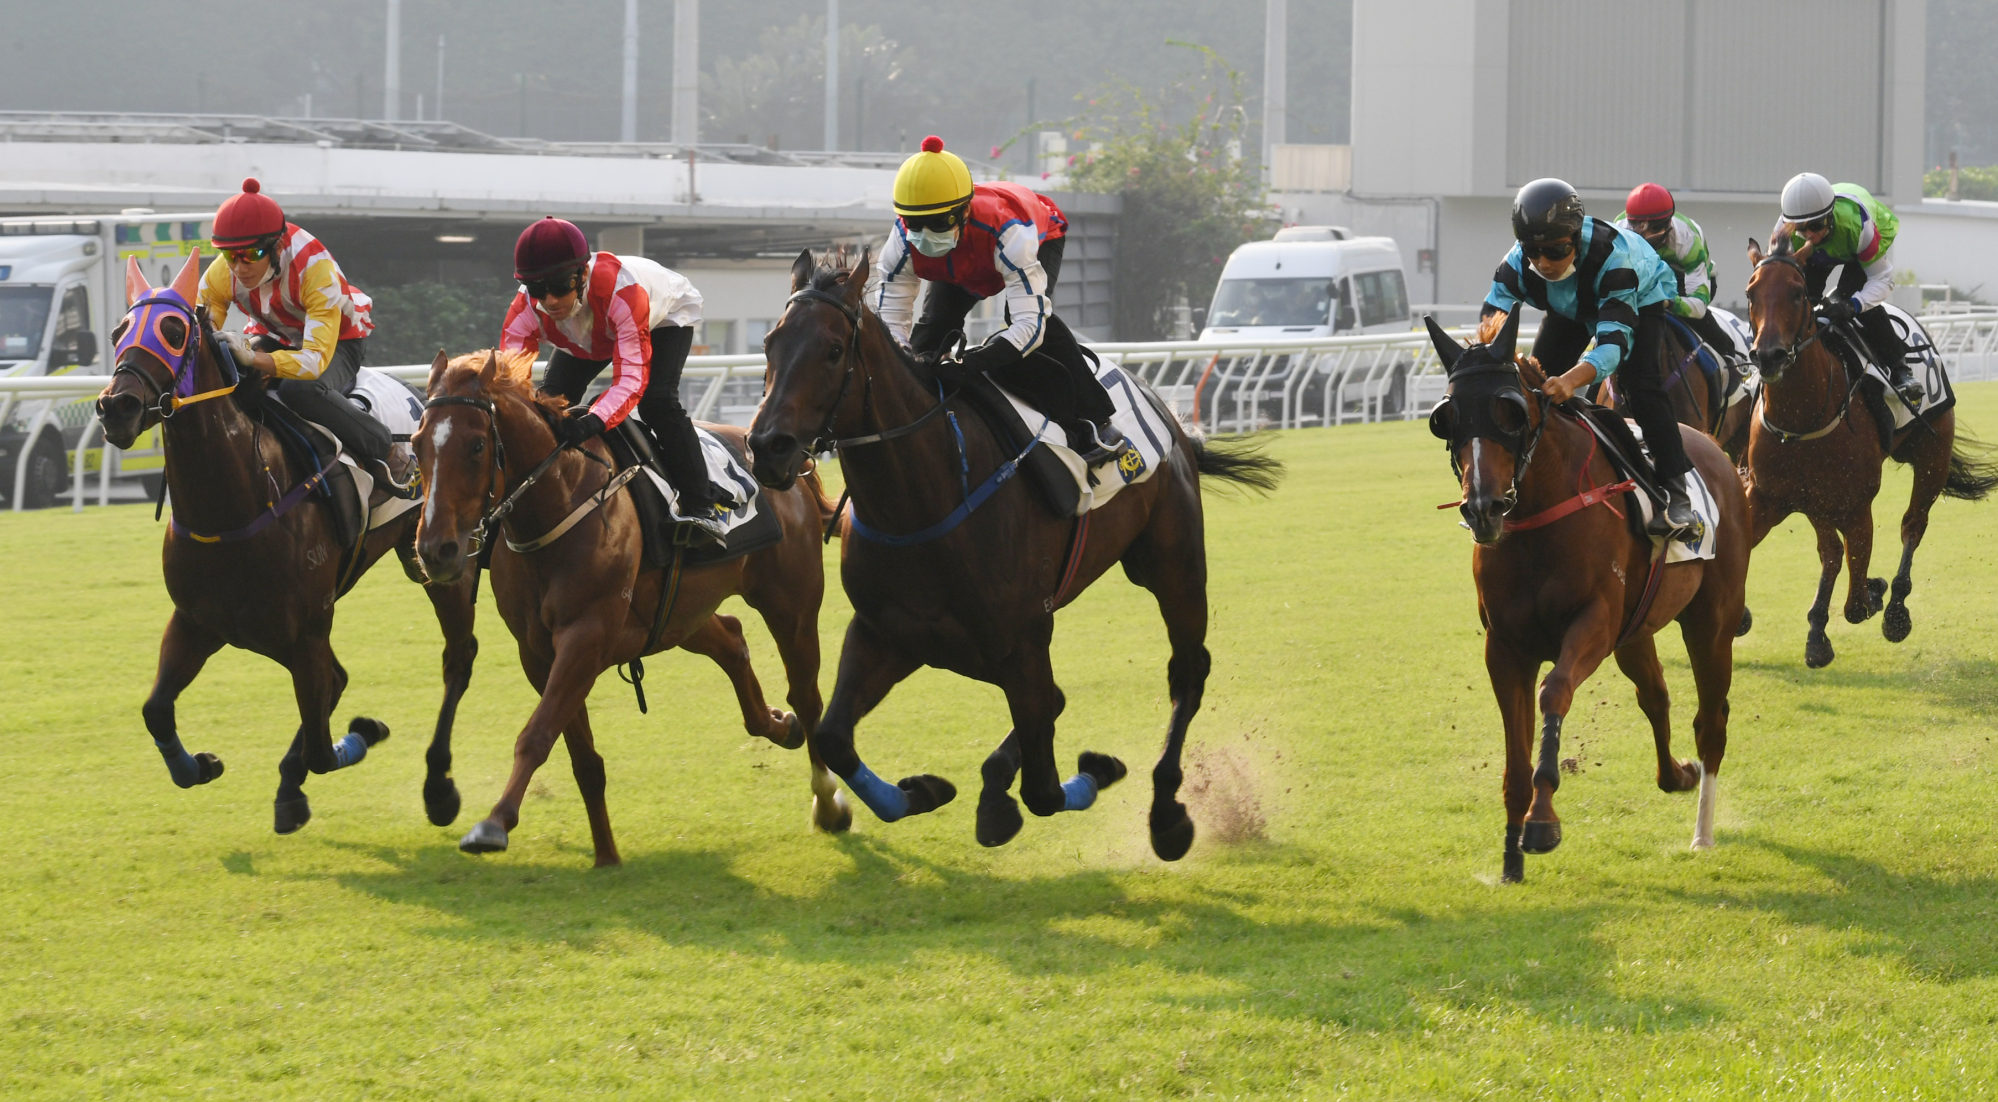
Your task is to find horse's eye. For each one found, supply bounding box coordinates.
[469,438,485,456]
[1492,396,1528,434]
[828,343,844,361]
[159,316,188,351]
[1427,399,1456,440]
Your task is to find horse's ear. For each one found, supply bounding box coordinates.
[478,349,499,384]
[842,246,872,307]
[427,350,449,395]
[1492,308,1522,362]
[125,256,148,307]
[1747,238,1764,268]
[1423,315,1463,371]
[790,249,814,292]
[169,250,202,303]
[1792,236,1815,264]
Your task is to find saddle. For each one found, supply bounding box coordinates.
[230,374,368,556]
[948,369,1085,519]
[1571,401,1667,542]
[600,420,779,570]
[1660,314,1727,425]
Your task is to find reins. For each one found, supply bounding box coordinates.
[421,393,615,556]
[1748,254,1858,444]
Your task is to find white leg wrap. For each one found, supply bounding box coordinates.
[1692,761,1717,850]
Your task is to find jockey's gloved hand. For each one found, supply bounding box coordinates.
[555,409,605,448]
[958,339,1020,379]
[1822,296,1859,324]
[219,330,257,364]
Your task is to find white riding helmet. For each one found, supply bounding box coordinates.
[1780,172,1836,223]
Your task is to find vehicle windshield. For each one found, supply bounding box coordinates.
[1206,278,1334,328]
[0,286,52,360]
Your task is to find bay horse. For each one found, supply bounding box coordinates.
[92,253,478,834]
[1600,319,1752,461]
[1741,236,1997,667]
[413,350,845,867]
[747,250,1281,860]
[1427,312,1749,883]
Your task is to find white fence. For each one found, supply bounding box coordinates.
[10,312,1998,511]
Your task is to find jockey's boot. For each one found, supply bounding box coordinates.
[1067,419,1127,467]
[1887,357,1924,406]
[369,454,421,500]
[1648,481,1703,544]
[675,483,732,548]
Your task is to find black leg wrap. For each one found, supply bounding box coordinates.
[1502,825,1525,883]
[1534,715,1563,793]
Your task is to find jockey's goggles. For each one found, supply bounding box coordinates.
[223,244,274,264]
[1628,217,1672,237]
[1798,215,1834,236]
[1521,239,1575,262]
[901,210,963,234]
[523,272,582,300]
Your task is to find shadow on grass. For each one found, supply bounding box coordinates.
[298,834,1722,1034]
[1730,655,1998,715]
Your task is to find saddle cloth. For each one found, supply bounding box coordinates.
[991,358,1180,516]
[1619,420,1722,565]
[620,414,764,539]
[1709,307,1759,411]
[1845,305,1958,433]
[280,367,424,533]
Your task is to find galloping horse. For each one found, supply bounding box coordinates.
[414,350,844,867]
[1428,313,1749,883]
[747,250,1281,860]
[1601,319,1752,461]
[93,253,478,834]
[1741,236,1997,667]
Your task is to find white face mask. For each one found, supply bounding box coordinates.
[1537,258,1576,282]
[911,227,960,258]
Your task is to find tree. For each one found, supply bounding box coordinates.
[1061,45,1267,341]
[701,16,918,150]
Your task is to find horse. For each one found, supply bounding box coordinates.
[413,349,845,867]
[1600,317,1750,461]
[1426,312,1750,883]
[1740,235,1997,668]
[746,249,1282,860]
[92,253,478,834]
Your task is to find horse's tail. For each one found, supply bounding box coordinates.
[1191,432,1284,494]
[1944,431,1998,501]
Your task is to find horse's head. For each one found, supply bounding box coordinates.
[748,247,872,489]
[413,348,538,584]
[1424,312,1541,545]
[1743,234,1817,383]
[95,253,210,448]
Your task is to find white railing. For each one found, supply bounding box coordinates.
[11,311,1998,510]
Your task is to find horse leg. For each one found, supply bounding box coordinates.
[1612,634,1698,795]
[1677,603,1736,851]
[1803,516,1843,668]
[141,611,228,790]
[460,630,606,855]
[1883,430,1951,643]
[1737,485,1792,640]
[677,613,795,746]
[1523,604,1619,857]
[813,618,951,823]
[1001,645,1124,832]
[275,637,371,835]
[1839,510,1881,625]
[418,572,479,827]
[560,703,620,868]
[1121,481,1213,862]
[974,688,1066,848]
[749,596,845,832]
[1486,642,1538,883]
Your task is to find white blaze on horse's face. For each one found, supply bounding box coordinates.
[421,418,453,530]
[1468,439,1488,500]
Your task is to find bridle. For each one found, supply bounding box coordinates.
[781,286,950,455]
[420,393,592,556]
[110,296,239,419]
[1433,358,1549,519]
[1747,252,1827,375]
[1748,253,1855,443]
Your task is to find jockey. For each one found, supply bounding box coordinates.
[500,217,731,546]
[1481,178,1700,540]
[1777,172,1922,403]
[200,178,411,496]
[1614,183,1739,362]
[870,135,1124,462]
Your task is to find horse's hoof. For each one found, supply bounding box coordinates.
[1867,577,1887,610]
[194,752,225,785]
[1805,634,1835,669]
[1690,835,1715,851]
[348,717,391,746]
[1883,603,1912,643]
[459,819,509,854]
[812,791,853,834]
[1078,751,1128,790]
[1520,819,1562,854]
[773,712,807,751]
[976,789,1024,847]
[273,795,311,835]
[1150,801,1195,861]
[1502,850,1525,883]
[1735,606,1753,637]
[1844,604,1872,625]
[897,774,957,816]
[423,777,462,827]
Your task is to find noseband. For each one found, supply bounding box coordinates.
[1749,253,1826,371]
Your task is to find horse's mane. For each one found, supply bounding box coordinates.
[801,249,920,371]
[441,349,570,418]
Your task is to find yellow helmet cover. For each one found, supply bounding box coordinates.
[893,135,974,217]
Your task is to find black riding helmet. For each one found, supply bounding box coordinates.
[1512,178,1586,245]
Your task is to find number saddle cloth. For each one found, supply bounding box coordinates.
[984,349,1178,517]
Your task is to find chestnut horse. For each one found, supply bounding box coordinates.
[93,254,478,834]
[747,250,1281,860]
[1427,313,1749,883]
[1740,236,1997,667]
[413,350,845,867]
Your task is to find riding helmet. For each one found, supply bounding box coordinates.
[1511,178,1586,244]
[513,217,591,281]
[1624,182,1675,223]
[211,178,286,249]
[892,135,974,219]
[1780,172,1836,224]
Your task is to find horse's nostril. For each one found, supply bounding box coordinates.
[435,540,459,561]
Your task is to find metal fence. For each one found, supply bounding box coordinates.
[11,312,1998,510]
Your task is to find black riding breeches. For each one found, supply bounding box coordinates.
[267,337,391,463]
[541,324,716,509]
[1537,307,1693,483]
[1806,259,1910,371]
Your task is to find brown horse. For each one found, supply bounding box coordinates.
[92,254,478,834]
[1427,313,1749,883]
[746,250,1281,860]
[413,350,845,867]
[1740,236,1997,667]
[1601,319,1752,461]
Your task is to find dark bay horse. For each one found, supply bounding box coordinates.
[1428,313,1749,883]
[747,250,1282,860]
[414,350,844,867]
[1741,237,1997,667]
[1600,319,1751,460]
[92,254,478,834]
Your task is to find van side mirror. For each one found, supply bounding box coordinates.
[1336,301,1357,330]
[54,329,97,366]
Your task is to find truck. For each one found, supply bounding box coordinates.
[0,211,212,508]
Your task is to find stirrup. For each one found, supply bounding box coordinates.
[1889,369,1924,404]
[370,457,420,500]
[1071,422,1126,466]
[675,501,731,548]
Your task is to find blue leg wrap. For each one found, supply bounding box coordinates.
[331,732,369,769]
[154,737,202,789]
[1061,772,1100,812]
[844,761,909,822]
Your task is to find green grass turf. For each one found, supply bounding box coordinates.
[3,384,1997,1099]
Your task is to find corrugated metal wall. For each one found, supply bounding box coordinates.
[1507,0,1887,194]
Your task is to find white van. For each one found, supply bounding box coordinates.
[1199,227,1410,340]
